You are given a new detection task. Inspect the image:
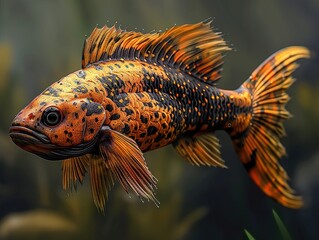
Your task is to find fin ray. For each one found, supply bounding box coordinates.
[234,46,310,208]
[173,133,226,168]
[99,127,158,205]
[89,155,114,212]
[82,21,230,84]
[62,156,89,192]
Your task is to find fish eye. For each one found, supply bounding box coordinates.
[42,107,62,127]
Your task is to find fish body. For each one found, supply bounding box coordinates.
[9,21,309,211]
[43,60,250,152]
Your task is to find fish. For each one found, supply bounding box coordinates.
[9,20,310,211]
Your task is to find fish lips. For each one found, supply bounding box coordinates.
[9,125,99,160]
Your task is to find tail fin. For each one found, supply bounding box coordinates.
[233,46,310,208]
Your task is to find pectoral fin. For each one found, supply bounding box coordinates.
[89,155,114,211]
[62,155,114,212]
[99,127,158,205]
[173,133,226,168]
[62,155,89,191]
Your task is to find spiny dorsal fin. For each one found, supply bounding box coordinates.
[82,21,230,85]
[173,133,226,168]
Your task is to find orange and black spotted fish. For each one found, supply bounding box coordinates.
[9,20,309,211]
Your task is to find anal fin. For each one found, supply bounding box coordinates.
[173,133,226,168]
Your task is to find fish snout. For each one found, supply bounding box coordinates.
[11,108,38,127]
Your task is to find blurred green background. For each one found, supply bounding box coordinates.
[0,0,318,239]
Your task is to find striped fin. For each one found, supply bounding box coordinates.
[173,133,226,168]
[99,127,158,206]
[82,21,230,84]
[234,46,310,208]
[62,155,114,211]
[89,155,114,212]
[62,155,89,191]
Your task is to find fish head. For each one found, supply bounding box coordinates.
[9,91,106,160]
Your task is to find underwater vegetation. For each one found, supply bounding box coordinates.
[244,209,292,240]
[1,0,319,239]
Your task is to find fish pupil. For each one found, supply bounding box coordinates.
[42,107,62,126]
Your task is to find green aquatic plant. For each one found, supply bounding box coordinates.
[244,229,256,240]
[244,209,292,240]
[272,209,292,240]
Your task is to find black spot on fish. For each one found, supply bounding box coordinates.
[68,132,73,137]
[108,66,114,70]
[105,104,113,112]
[64,130,68,134]
[76,70,86,79]
[154,112,159,118]
[95,117,99,122]
[94,87,99,93]
[135,140,142,147]
[82,102,103,116]
[140,115,148,124]
[40,102,47,106]
[87,103,103,116]
[75,112,79,119]
[115,63,121,68]
[147,126,157,136]
[155,133,164,142]
[54,134,58,138]
[43,87,59,97]
[114,95,130,107]
[140,132,146,138]
[129,63,134,67]
[110,113,120,120]
[94,64,103,70]
[122,123,131,134]
[125,108,133,115]
[82,117,85,123]
[73,86,88,94]
[89,128,94,134]
[81,102,88,111]
[74,79,81,85]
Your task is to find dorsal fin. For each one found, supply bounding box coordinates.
[82,21,231,84]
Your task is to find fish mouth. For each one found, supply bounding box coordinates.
[9,125,99,160]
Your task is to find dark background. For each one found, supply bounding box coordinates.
[0,0,318,239]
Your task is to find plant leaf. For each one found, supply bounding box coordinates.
[272,209,292,240]
[244,229,256,240]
